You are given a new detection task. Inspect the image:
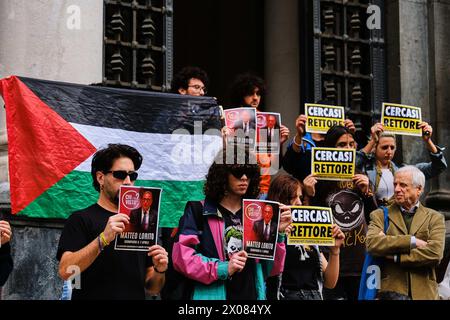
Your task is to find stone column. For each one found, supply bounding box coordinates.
[425,0,450,219]
[398,0,431,166]
[264,0,300,140]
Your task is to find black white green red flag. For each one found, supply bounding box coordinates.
[0,76,223,227]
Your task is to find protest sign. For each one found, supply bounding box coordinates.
[381,103,422,136]
[311,147,355,181]
[305,103,345,134]
[288,206,335,246]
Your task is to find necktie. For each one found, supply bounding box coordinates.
[264,224,270,241]
[142,212,149,231]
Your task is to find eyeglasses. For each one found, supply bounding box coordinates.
[104,170,138,181]
[229,166,258,180]
[188,84,207,94]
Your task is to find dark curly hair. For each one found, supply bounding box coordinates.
[204,147,260,203]
[229,73,266,107]
[324,125,355,148]
[91,144,143,192]
[170,66,209,93]
[267,174,302,206]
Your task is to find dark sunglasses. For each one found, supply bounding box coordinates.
[104,170,138,181]
[229,166,258,179]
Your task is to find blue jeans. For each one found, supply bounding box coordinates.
[60,280,72,300]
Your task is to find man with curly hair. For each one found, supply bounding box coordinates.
[228,73,290,198]
[172,147,292,300]
[171,66,209,96]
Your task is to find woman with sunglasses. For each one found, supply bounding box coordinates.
[172,147,292,300]
[302,125,377,300]
[265,174,345,300]
[356,122,447,206]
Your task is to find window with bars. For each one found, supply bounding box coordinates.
[103,0,173,91]
[312,0,386,140]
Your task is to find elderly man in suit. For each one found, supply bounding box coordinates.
[233,109,255,135]
[253,204,277,243]
[366,165,445,300]
[130,190,158,233]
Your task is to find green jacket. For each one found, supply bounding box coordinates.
[366,203,445,300]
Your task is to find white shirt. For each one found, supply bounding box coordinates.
[376,169,394,201]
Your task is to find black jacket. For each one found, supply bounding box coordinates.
[0,242,13,286]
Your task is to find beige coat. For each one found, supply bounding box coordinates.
[366,203,445,300]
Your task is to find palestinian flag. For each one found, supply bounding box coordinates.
[0,76,223,227]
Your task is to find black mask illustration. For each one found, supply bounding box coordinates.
[328,190,364,231]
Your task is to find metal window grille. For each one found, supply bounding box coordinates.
[103,0,173,91]
[313,0,386,138]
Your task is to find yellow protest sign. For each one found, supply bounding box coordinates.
[288,206,335,246]
[311,147,355,181]
[381,103,422,136]
[305,103,345,134]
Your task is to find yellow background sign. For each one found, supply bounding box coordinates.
[381,103,422,136]
[288,206,335,246]
[305,103,345,134]
[311,147,355,181]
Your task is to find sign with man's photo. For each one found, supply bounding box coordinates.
[256,112,281,154]
[114,185,162,251]
[243,199,280,260]
[224,107,257,150]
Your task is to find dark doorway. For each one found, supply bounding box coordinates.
[173,0,265,105]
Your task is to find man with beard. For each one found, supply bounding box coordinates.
[57,144,168,300]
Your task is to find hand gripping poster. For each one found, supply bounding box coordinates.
[243,199,280,260]
[114,185,161,251]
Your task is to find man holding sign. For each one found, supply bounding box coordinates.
[57,144,168,300]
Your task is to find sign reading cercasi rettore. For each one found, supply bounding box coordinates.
[381,103,422,136]
[305,103,345,134]
[311,147,355,181]
[288,206,335,246]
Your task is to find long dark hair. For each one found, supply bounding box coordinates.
[267,174,302,205]
[204,147,260,203]
[324,125,355,148]
[229,73,266,106]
